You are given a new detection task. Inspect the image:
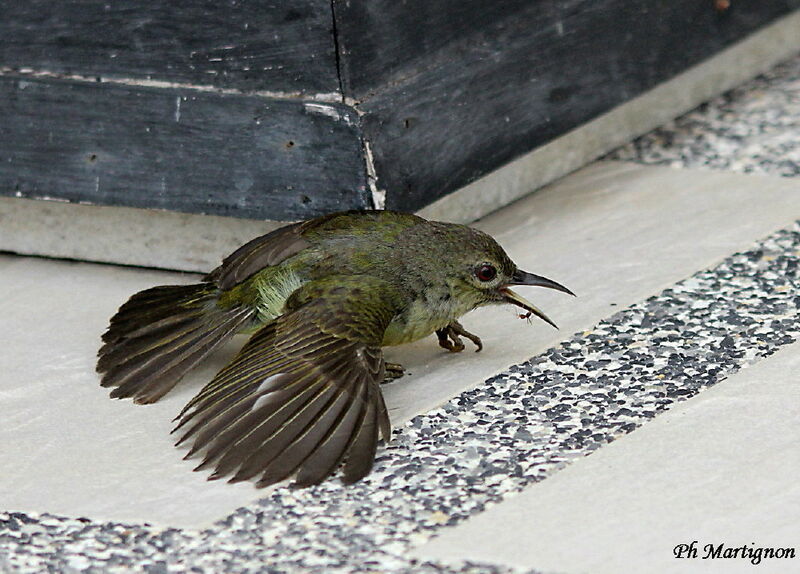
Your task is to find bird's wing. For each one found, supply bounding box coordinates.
[206,211,424,289]
[205,222,310,290]
[173,275,402,487]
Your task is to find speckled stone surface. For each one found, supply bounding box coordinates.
[609,52,800,177]
[2,220,799,573]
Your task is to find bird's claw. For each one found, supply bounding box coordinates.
[437,321,483,353]
[382,362,406,383]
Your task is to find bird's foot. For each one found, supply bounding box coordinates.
[436,321,483,353]
[383,362,406,382]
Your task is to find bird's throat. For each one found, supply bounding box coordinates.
[381,288,476,346]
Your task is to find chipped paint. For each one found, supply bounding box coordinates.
[363,139,386,210]
[303,102,342,122]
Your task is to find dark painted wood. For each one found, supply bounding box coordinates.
[0,0,339,95]
[0,76,369,220]
[1,1,795,220]
[334,0,797,212]
[333,0,535,99]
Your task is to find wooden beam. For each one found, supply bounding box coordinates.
[333,0,797,211]
[0,76,369,220]
[0,0,339,95]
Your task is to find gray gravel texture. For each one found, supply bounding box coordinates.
[3,220,799,573]
[609,52,800,177]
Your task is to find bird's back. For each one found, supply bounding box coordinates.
[215,210,422,322]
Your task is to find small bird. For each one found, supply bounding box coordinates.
[97,210,573,488]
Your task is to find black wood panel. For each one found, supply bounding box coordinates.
[0,76,369,220]
[0,0,339,94]
[334,0,797,212]
[333,0,535,99]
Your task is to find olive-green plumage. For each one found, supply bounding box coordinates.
[97,210,573,487]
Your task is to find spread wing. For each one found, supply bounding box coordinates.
[173,276,401,487]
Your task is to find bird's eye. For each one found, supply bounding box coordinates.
[475,264,497,282]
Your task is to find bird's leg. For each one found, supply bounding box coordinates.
[382,362,406,382]
[437,320,483,353]
[450,321,483,352]
[436,326,463,352]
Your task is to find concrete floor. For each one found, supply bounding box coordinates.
[2,52,799,574]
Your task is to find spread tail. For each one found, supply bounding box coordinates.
[97,283,254,404]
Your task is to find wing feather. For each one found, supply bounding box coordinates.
[204,377,330,477]
[342,385,380,484]
[233,380,350,485]
[173,276,399,487]
[206,223,309,290]
[292,386,365,487]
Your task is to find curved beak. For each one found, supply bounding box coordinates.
[499,269,575,329]
[509,269,575,295]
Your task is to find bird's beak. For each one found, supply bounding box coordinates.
[499,269,575,329]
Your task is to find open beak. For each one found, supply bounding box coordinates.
[499,269,575,329]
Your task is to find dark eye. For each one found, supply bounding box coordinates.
[475,264,497,282]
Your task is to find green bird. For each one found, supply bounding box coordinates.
[97,210,573,488]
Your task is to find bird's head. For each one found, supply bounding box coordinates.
[438,224,575,328]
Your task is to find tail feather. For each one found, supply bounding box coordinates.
[97,283,255,404]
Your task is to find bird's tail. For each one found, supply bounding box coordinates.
[97,283,255,404]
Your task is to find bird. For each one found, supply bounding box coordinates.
[96,209,573,488]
